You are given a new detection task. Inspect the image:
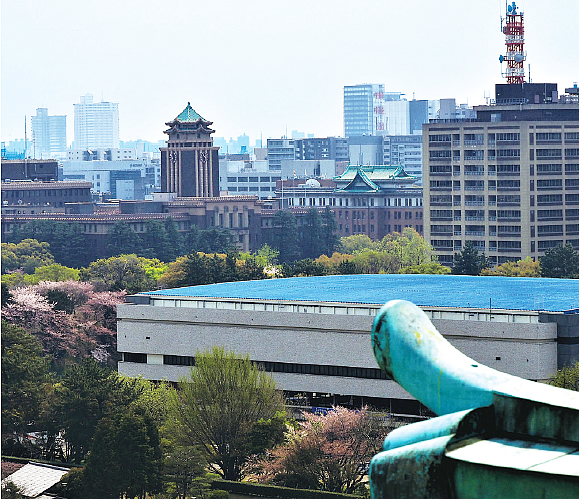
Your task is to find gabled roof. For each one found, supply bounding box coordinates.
[340,169,380,192]
[334,164,416,191]
[174,102,206,123]
[1,462,70,498]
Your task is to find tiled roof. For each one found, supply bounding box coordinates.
[1,462,69,497]
[175,102,205,123]
[334,165,415,182]
[1,181,92,190]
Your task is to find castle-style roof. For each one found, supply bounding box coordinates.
[333,165,417,192]
[174,102,206,123]
[164,102,214,135]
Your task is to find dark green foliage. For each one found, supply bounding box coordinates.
[301,209,324,260]
[163,445,207,499]
[106,221,142,257]
[336,260,359,275]
[452,241,491,275]
[2,282,14,306]
[273,211,301,263]
[52,358,144,463]
[196,227,235,254]
[59,468,86,499]
[45,289,75,314]
[211,480,362,499]
[1,321,50,440]
[540,243,579,278]
[321,207,340,257]
[1,481,25,499]
[83,410,163,499]
[11,221,87,268]
[282,259,328,277]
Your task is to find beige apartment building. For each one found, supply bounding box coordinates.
[424,95,579,266]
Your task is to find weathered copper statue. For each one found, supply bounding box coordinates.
[369,300,579,499]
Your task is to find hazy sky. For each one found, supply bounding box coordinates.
[2,0,578,146]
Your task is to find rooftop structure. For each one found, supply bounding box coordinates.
[119,275,579,416]
[143,274,578,312]
[161,103,220,197]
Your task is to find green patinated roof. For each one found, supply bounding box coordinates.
[334,164,414,182]
[175,102,206,123]
[333,165,416,192]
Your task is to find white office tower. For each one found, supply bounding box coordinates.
[73,94,120,149]
[31,108,67,157]
[344,84,386,137]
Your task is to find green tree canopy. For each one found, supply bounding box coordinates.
[1,321,51,440]
[540,243,579,278]
[272,211,300,263]
[1,239,55,274]
[452,241,491,275]
[168,347,286,481]
[481,257,541,277]
[80,254,157,293]
[83,410,163,499]
[550,362,579,391]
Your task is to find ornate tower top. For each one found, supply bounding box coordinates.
[164,103,214,136]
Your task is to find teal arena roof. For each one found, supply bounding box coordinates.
[143,274,578,313]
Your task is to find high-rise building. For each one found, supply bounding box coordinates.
[266,138,295,171]
[160,103,219,197]
[423,83,579,266]
[30,108,67,157]
[344,84,386,137]
[383,135,424,181]
[73,94,119,149]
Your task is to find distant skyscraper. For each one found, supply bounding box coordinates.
[344,84,386,137]
[73,94,119,149]
[31,108,67,157]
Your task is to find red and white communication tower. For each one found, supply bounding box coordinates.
[499,2,526,84]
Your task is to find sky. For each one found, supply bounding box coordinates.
[2,0,578,146]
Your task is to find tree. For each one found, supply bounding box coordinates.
[106,222,141,257]
[540,243,579,278]
[301,209,324,260]
[83,410,163,499]
[452,241,490,275]
[320,207,340,257]
[272,211,300,263]
[1,321,51,442]
[481,257,541,277]
[254,406,389,494]
[81,254,157,293]
[400,262,451,275]
[1,239,55,274]
[168,347,286,481]
[163,445,207,499]
[550,362,579,391]
[25,263,80,284]
[339,235,376,255]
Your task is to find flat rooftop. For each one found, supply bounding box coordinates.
[144,274,578,313]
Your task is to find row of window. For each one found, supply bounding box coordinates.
[430,132,579,144]
[431,208,579,221]
[227,176,281,183]
[123,353,391,380]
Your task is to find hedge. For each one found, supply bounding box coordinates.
[211,479,363,499]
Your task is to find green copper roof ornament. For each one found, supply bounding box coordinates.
[175,102,206,123]
[369,300,579,498]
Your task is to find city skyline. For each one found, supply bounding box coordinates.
[2,0,578,146]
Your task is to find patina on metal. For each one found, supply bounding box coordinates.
[369,300,579,499]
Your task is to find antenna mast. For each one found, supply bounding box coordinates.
[499,2,526,84]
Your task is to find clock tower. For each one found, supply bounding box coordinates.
[160,103,220,197]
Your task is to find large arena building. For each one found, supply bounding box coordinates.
[117,275,579,416]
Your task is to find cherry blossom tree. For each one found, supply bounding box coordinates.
[253,406,391,494]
